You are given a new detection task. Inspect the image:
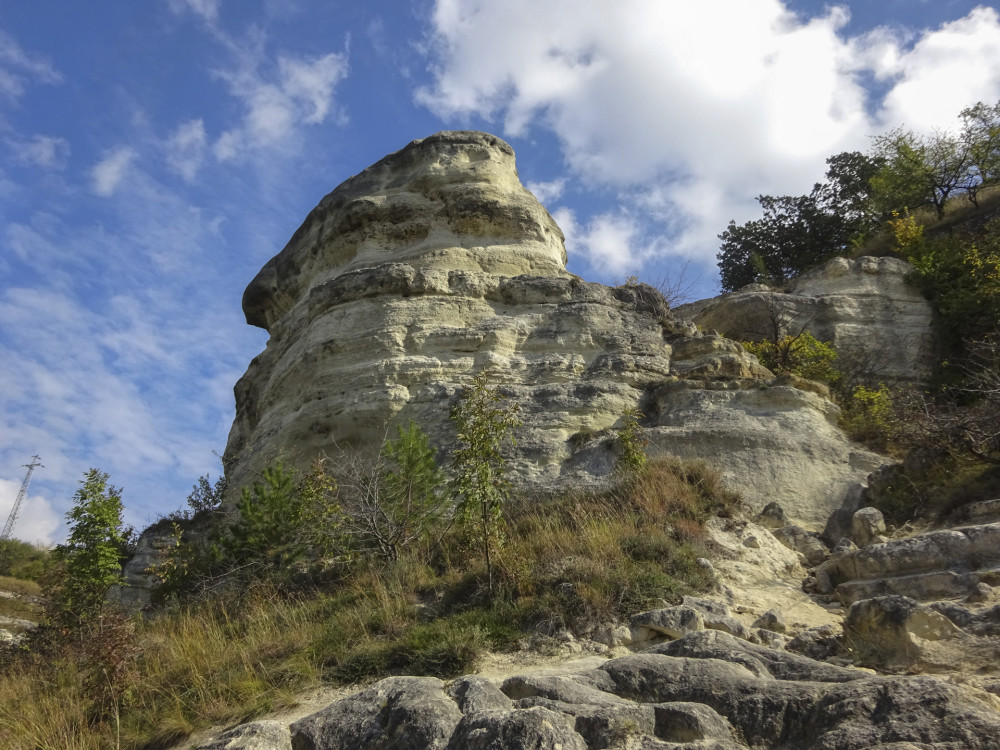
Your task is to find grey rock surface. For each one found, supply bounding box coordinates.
[290,676,462,750]
[198,720,291,750]
[205,625,1000,750]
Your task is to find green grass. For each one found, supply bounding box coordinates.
[0,457,738,750]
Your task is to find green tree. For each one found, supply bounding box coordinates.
[225,459,343,575]
[378,422,447,559]
[186,473,227,515]
[960,101,1000,206]
[870,128,972,218]
[717,152,884,291]
[51,469,130,631]
[450,371,522,595]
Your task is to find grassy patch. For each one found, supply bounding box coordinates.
[0,457,736,749]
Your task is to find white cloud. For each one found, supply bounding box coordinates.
[0,27,62,100]
[875,7,1000,131]
[417,1,1000,279]
[8,135,70,169]
[90,146,137,196]
[214,49,349,160]
[0,478,59,546]
[526,177,566,205]
[165,118,208,181]
[168,0,221,24]
[554,206,644,275]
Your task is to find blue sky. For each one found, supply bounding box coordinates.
[3,0,1000,544]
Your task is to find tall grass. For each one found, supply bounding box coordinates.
[0,457,738,750]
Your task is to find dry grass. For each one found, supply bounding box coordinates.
[0,457,738,749]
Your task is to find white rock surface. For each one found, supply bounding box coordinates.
[223,131,888,522]
[676,255,936,384]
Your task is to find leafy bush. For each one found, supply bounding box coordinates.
[742,331,841,385]
[615,406,648,477]
[840,384,896,451]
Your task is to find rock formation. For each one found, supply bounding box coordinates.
[223,131,886,525]
[202,628,1000,750]
[675,255,937,385]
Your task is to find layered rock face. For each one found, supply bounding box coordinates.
[224,131,884,524]
[676,256,936,385]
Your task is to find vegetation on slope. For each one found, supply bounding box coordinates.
[720,98,1000,525]
[0,375,741,750]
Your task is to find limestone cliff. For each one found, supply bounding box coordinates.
[676,256,937,385]
[223,131,885,525]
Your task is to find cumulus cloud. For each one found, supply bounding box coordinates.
[165,119,208,181]
[8,135,70,169]
[874,7,1000,131]
[90,146,137,196]
[0,477,59,546]
[417,0,1000,279]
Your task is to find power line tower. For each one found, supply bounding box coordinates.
[0,456,44,571]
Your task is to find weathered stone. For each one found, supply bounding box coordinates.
[851,507,886,548]
[817,522,1000,604]
[843,595,966,670]
[753,608,787,633]
[630,606,705,643]
[754,501,789,529]
[786,624,844,662]
[290,676,461,750]
[447,676,513,713]
[511,697,656,747]
[445,706,588,750]
[500,670,624,707]
[676,255,937,385]
[651,630,860,683]
[771,525,829,566]
[222,130,887,527]
[198,720,291,750]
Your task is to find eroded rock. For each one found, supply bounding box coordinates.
[222,130,887,525]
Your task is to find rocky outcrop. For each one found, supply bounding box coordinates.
[812,520,1000,604]
[202,629,1000,749]
[222,131,886,523]
[676,255,937,385]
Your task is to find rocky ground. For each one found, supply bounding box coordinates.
[179,504,1000,750]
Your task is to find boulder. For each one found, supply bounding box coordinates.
[445,706,587,750]
[851,507,886,548]
[290,676,462,750]
[753,501,789,529]
[844,595,969,671]
[208,627,1000,750]
[816,521,1000,604]
[771,525,829,566]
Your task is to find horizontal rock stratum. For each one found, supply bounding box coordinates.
[223,131,886,524]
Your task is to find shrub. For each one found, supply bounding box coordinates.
[450,371,522,596]
[742,331,841,385]
[615,406,648,478]
[335,422,447,562]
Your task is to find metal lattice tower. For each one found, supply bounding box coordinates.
[1,456,43,543]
